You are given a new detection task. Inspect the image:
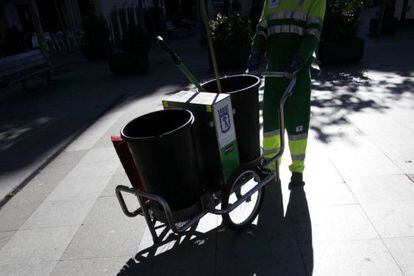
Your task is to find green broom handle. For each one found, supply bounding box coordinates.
[157,36,205,92]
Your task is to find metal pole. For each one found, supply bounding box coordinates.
[200,0,222,93]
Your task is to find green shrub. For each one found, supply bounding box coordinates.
[209,13,253,49]
[322,0,364,40]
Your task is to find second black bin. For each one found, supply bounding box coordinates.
[202,74,261,164]
[120,109,202,220]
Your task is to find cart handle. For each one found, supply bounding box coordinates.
[260,71,297,169]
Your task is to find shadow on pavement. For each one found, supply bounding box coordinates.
[117,180,313,276]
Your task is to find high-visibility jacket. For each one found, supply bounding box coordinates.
[251,0,326,70]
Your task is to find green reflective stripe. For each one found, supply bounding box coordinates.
[263,133,281,158]
[305,28,321,40]
[263,148,280,155]
[289,133,308,141]
[292,154,306,161]
[288,138,307,155]
[263,141,280,151]
[268,25,304,36]
[307,16,323,26]
[268,10,307,21]
[264,129,280,137]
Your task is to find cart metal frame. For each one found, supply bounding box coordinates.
[116,72,296,244]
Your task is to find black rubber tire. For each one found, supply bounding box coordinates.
[221,164,266,230]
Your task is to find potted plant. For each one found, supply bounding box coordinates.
[318,0,365,65]
[209,13,253,70]
[108,25,151,75]
[82,16,109,60]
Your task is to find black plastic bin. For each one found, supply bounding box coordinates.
[120,109,202,219]
[202,74,261,164]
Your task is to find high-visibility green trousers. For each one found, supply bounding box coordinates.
[263,67,311,173]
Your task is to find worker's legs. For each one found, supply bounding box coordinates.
[262,76,289,171]
[285,68,311,175]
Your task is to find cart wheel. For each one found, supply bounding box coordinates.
[221,165,266,230]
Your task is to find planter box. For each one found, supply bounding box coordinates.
[318,38,365,66]
[211,47,250,70]
[108,52,149,75]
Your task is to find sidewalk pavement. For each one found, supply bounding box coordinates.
[0,10,414,276]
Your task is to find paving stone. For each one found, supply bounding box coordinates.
[65,110,124,152]
[44,150,88,170]
[50,257,129,276]
[345,174,414,203]
[33,162,81,186]
[100,173,130,198]
[0,226,78,265]
[347,110,413,147]
[5,178,63,206]
[327,139,403,177]
[20,199,96,230]
[216,243,307,276]
[60,197,145,260]
[294,204,379,243]
[0,202,39,232]
[320,124,402,177]
[383,237,414,275]
[0,261,57,276]
[362,201,414,238]
[82,196,139,226]
[61,223,144,260]
[46,175,112,202]
[128,226,216,276]
[69,155,119,178]
[379,143,414,175]
[303,180,357,207]
[0,231,14,250]
[301,240,402,275]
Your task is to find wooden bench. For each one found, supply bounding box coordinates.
[0,49,52,90]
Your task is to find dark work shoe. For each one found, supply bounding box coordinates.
[289,172,305,190]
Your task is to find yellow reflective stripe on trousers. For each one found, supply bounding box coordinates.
[288,137,307,156]
[263,131,280,159]
[288,134,307,173]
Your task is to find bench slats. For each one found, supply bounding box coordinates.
[0,49,52,88]
[0,59,48,79]
[0,55,47,74]
[0,50,43,66]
